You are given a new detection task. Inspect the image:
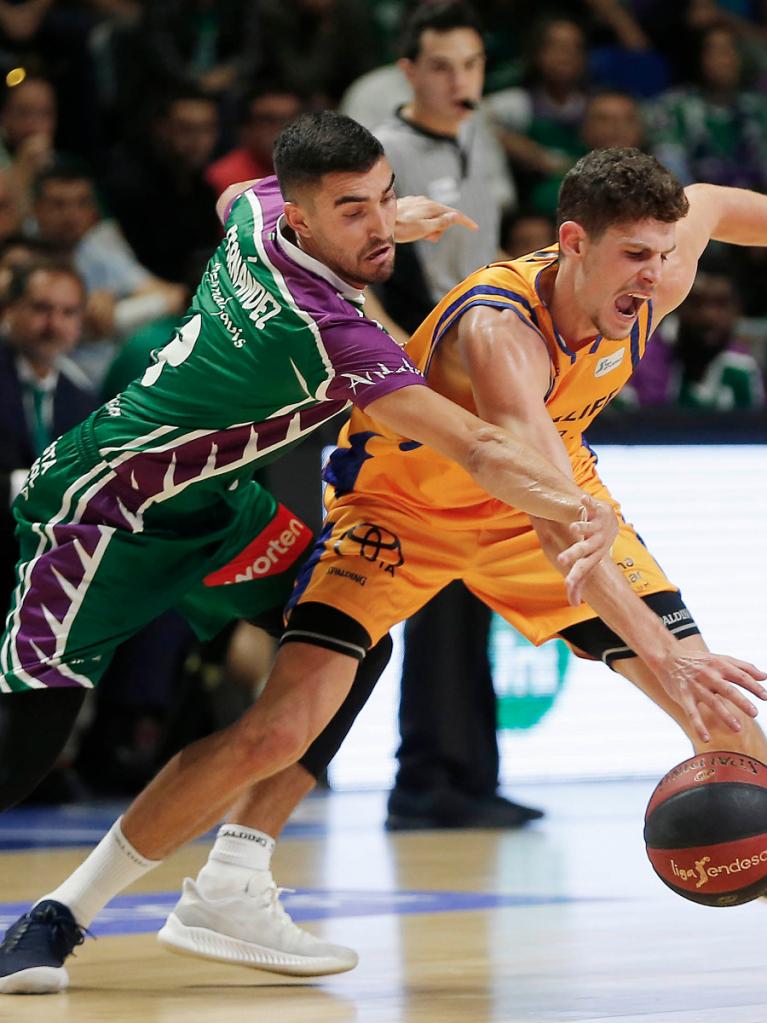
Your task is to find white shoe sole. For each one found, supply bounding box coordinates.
[0,966,69,994]
[157,913,357,977]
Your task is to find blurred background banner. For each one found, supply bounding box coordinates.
[328,442,767,790]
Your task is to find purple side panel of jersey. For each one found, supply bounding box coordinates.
[83,400,349,532]
[11,523,108,687]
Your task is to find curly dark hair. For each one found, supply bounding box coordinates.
[557,148,689,238]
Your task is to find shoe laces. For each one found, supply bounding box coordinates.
[264,884,302,935]
[3,904,88,960]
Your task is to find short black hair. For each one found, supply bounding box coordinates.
[557,147,689,238]
[273,111,384,200]
[400,1,484,61]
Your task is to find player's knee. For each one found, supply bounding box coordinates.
[229,709,312,779]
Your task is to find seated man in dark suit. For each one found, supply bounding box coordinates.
[0,260,95,800]
[0,260,95,621]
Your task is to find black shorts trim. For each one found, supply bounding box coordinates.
[280,602,372,662]
[559,590,700,668]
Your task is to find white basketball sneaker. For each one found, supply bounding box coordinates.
[157,876,358,976]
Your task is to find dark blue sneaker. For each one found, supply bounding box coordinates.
[0,900,86,994]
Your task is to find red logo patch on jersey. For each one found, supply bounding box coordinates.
[204,504,312,586]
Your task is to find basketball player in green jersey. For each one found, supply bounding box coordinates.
[0,111,623,992]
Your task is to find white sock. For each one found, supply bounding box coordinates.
[195,825,276,899]
[39,817,160,928]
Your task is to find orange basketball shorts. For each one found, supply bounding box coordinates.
[286,464,677,649]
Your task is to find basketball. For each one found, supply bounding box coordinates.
[644,751,767,906]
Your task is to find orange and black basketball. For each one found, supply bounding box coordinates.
[644,751,767,906]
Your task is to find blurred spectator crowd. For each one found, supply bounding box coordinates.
[0,0,760,406]
[0,3,764,403]
[1,0,767,800]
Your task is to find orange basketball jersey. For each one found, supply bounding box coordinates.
[324,247,655,527]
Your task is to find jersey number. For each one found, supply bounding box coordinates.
[141,314,202,387]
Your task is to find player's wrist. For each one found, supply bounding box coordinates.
[646,640,679,675]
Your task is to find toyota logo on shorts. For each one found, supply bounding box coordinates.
[335,522,404,575]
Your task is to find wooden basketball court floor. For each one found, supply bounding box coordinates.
[0,779,765,1023]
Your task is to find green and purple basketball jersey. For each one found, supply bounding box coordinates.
[0,177,426,691]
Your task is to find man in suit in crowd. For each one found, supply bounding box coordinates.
[0,260,95,610]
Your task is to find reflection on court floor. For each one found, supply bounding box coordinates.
[1,783,766,1023]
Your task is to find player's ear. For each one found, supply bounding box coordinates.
[559,220,586,258]
[284,200,312,241]
[398,57,416,88]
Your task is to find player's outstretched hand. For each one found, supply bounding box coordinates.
[394,196,479,244]
[557,495,618,606]
[658,651,767,743]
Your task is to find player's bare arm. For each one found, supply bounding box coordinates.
[216,178,264,222]
[654,183,767,320]
[216,178,478,245]
[364,383,616,556]
[457,304,614,603]
[455,304,767,739]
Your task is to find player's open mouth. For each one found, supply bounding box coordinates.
[614,292,649,320]
[365,244,392,264]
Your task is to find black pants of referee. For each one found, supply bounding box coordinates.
[394,581,499,797]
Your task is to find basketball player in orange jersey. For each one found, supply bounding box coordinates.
[4,146,767,991]
[149,146,767,971]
